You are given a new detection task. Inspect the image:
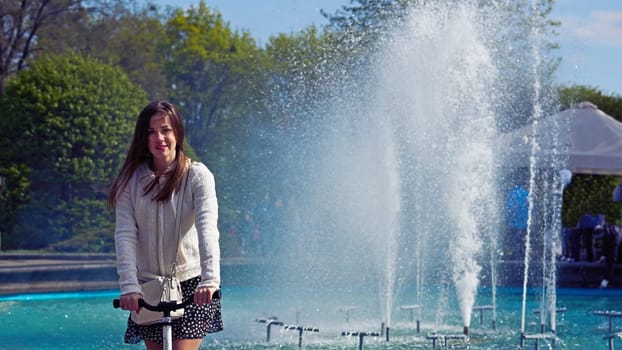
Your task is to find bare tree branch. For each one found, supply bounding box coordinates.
[0,0,84,94]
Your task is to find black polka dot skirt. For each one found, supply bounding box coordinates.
[124,276,223,344]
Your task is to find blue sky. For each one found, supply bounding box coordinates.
[553,0,622,96]
[160,0,622,96]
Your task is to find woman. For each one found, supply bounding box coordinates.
[108,100,221,349]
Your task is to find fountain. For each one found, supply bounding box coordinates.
[266,0,558,341]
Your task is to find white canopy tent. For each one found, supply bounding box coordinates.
[499,101,622,176]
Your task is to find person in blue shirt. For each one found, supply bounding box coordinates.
[504,184,529,259]
[573,213,605,262]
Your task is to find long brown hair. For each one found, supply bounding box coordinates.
[108,100,189,209]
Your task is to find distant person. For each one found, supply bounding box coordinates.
[613,177,622,202]
[607,180,622,286]
[573,213,605,262]
[597,224,621,288]
[561,227,577,261]
[108,100,222,349]
[505,184,529,259]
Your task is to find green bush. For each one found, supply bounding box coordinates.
[0,53,146,250]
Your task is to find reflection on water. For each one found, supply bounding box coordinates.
[1,287,620,349]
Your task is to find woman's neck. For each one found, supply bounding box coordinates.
[151,159,173,176]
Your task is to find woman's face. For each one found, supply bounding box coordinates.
[148,113,177,170]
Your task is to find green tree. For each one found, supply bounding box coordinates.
[0,53,146,250]
[558,85,622,121]
[265,27,338,120]
[256,27,341,198]
[0,164,30,248]
[160,1,269,236]
[562,175,622,227]
[323,0,411,47]
[162,1,264,156]
[37,1,173,100]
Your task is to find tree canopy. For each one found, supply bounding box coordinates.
[0,53,146,250]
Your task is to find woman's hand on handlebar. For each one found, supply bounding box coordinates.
[119,292,143,312]
[194,286,217,306]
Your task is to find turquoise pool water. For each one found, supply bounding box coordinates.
[1,287,621,349]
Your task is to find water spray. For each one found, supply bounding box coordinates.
[473,305,496,331]
[559,169,572,189]
[400,304,424,333]
[338,306,357,323]
[380,322,390,341]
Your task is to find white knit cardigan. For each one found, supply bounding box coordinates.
[114,161,221,295]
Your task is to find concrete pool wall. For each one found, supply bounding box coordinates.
[1,253,620,295]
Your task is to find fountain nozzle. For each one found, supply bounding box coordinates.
[463,326,469,337]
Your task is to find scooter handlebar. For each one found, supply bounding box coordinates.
[112,289,221,311]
